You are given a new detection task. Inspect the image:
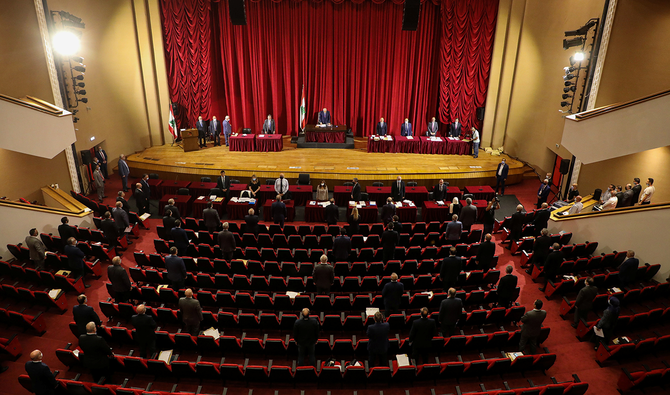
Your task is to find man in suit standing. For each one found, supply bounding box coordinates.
[170,220,190,256]
[244,208,260,235]
[382,272,404,317]
[449,118,462,138]
[79,322,113,382]
[376,117,387,136]
[134,183,148,216]
[445,215,463,245]
[497,265,518,308]
[459,198,477,232]
[332,228,351,262]
[400,118,412,136]
[179,289,203,336]
[202,202,220,233]
[318,108,331,125]
[107,256,131,303]
[426,117,438,136]
[163,209,177,235]
[131,304,156,358]
[482,198,500,241]
[536,179,551,208]
[216,170,230,199]
[476,233,496,272]
[116,191,130,214]
[94,164,105,203]
[391,176,405,201]
[621,184,634,207]
[196,116,207,147]
[73,294,101,337]
[433,179,448,201]
[209,116,222,146]
[164,198,181,220]
[440,247,462,291]
[25,228,46,270]
[533,203,551,235]
[380,197,396,225]
[140,174,152,213]
[572,277,597,328]
[100,211,120,250]
[95,146,108,179]
[510,204,525,242]
[618,250,639,288]
[293,308,320,367]
[519,300,547,355]
[65,238,90,288]
[350,178,361,201]
[24,349,58,395]
[494,158,509,195]
[381,223,399,263]
[165,247,186,290]
[262,114,275,134]
[58,217,77,242]
[313,255,335,294]
[439,288,464,336]
[366,311,390,367]
[271,195,287,228]
[325,198,339,225]
[409,307,436,364]
[391,215,403,236]
[118,154,130,192]
[218,222,236,262]
[539,243,564,292]
[112,201,131,240]
[531,228,551,267]
[274,174,289,200]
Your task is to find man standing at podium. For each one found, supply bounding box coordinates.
[262,114,275,134]
[376,117,387,136]
[318,108,331,125]
[222,115,232,146]
[401,118,413,136]
[426,117,438,137]
[209,116,221,146]
[196,116,207,148]
[449,118,462,138]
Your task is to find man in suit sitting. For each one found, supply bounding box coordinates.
[170,220,190,256]
[73,294,100,337]
[536,179,551,208]
[218,222,236,262]
[459,198,477,232]
[533,203,551,235]
[79,322,113,382]
[58,217,77,242]
[293,308,320,367]
[165,247,187,290]
[332,228,351,262]
[382,272,404,317]
[318,108,331,125]
[539,243,564,292]
[24,349,58,395]
[376,117,387,136]
[271,195,287,228]
[400,118,413,136]
[446,214,463,245]
[216,170,230,199]
[209,116,222,146]
[222,115,232,146]
[179,288,203,336]
[449,118,462,138]
[497,265,518,308]
[244,208,260,235]
[433,179,448,201]
[262,114,275,134]
[494,158,509,195]
[476,233,495,271]
[131,304,156,358]
[107,256,131,303]
[519,300,547,355]
[409,307,436,364]
[391,176,406,201]
[313,255,335,294]
[366,311,390,367]
[325,198,339,225]
[440,247,462,292]
[381,223,399,263]
[350,178,361,201]
[65,238,89,288]
[439,288,463,336]
[196,116,207,147]
[510,204,525,242]
[426,117,438,136]
[380,197,396,225]
[202,201,220,233]
[572,276,597,328]
[618,250,639,288]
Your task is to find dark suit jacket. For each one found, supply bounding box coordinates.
[439,297,463,326]
[380,203,396,224]
[208,120,222,135]
[400,122,412,136]
[170,227,189,250]
[25,360,57,395]
[347,215,360,236]
[216,175,230,192]
[459,204,477,229]
[178,297,203,325]
[271,201,287,221]
[543,250,565,277]
[196,120,207,136]
[79,333,112,369]
[165,255,187,282]
[313,263,334,289]
[391,221,403,236]
[116,196,131,213]
[64,244,86,272]
[107,265,131,293]
[533,209,551,231]
[318,111,331,124]
[409,317,436,349]
[222,120,232,135]
[218,230,236,253]
[351,183,361,200]
[618,257,640,285]
[202,208,220,229]
[99,218,119,244]
[163,216,177,231]
[497,274,518,300]
[332,235,351,262]
[596,308,618,330]
[112,208,130,230]
[427,121,438,136]
[73,304,100,336]
[449,122,462,138]
[495,163,509,180]
[510,211,525,239]
[95,149,107,165]
[381,230,399,253]
[391,181,405,201]
[131,313,157,344]
[446,221,462,240]
[476,240,496,270]
[262,119,275,133]
[537,184,551,201]
[376,122,387,136]
[440,256,463,285]
[382,281,404,309]
[164,204,181,219]
[366,322,390,353]
[141,179,151,198]
[433,184,448,201]
[58,224,77,242]
[135,187,147,208]
[520,309,547,338]
[293,317,320,347]
[244,215,260,234]
[325,203,339,225]
[574,284,598,311]
[532,235,552,264]
[621,189,635,207]
[631,184,642,204]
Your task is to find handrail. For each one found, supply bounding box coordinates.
[0,198,91,217]
[570,89,670,121]
[41,186,89,213]
[0,93,70,117]
[551,200,670,221]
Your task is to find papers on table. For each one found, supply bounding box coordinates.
[196,196,205,201]
[48,289,62,299]
[406,136,414,140]
[139,213,151,221]
[428,137,443,142]
[124,226,133,233]
[395,202,402,208]
[593,327,604,337]
[158,350,173,364]
[209,195,217,201]
[613,337,630,344]
[366,307,379,317]
[420,291,434,299]
[318,202,330,207]
[505,352,524,361]
[230,197,255,204]
[396,354,410,367]
[259,134,265,138]
[309,201,316,205]
[55,270,71,276]
[436,200,445,205]
[286,291,300,299]
[608,287,623,294]
[202,327,220,340]
[448,137,460,141]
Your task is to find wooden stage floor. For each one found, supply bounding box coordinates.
[126,137,526,188]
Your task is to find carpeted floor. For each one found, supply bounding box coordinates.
[0,174,657,395]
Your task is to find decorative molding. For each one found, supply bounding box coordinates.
[34,0,81,193]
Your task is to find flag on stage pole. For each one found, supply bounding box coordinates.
[168,103,178,140]
[299,85,306,132]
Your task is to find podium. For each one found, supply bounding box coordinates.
[182,128,199,152]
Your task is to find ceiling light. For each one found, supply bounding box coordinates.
[565,20,597,37]
[52,30,80,56]
[563,37,584,50]
[563,86,576,93]
[560,101,570,107]
[573,51,585,62]
[562,94,573,100]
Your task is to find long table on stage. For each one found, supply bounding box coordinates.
[304,125,347,143]
[227,200,257,220]
[229,134,255,152]
[395,136,421,153]
[447,138,472,155]
[365,186,429,206]
[465,186,495,202]
[420,136,447,154]
[262,200,295,222]
[190,182,217,197]
[422,199,488,223]
[305,201,328,222]
[289,185,314,206]
[367,136,394,153]
[256,134,283,152]
[364,135,472,156]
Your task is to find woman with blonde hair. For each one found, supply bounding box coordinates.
[348,206,361,236]
[449,197,461,217]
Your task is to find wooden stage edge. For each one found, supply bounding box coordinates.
[126,137,527,188]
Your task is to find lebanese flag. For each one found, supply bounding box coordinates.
[168,103,178,139]
[299,85,306,132]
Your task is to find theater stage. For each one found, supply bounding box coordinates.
[125,137,527,188]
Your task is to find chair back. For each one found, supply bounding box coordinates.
[230,179,240,184]
[200,177,211,182]
[407,181,418,187]
[149,173,159,179]
[177,188,190,195]
[372,182,384,187]
[266,179,276,185]
[298,173,310,185]
[209,188,224,197]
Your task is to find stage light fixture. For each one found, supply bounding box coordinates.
[76,82,85,88]
[53,30,80,56]
[564,20,597,37]
[563,86,576,93]
[564,81,574,87]
[62,19,86,29]
[560,101,570,107]
[78,98,88,104]
[73,65,86,73]
[562,94,573,100]
[74,75,84,80]
[564,66,577,73]
[89,136,95,141]
[563,37,584,50]
[71,56,84,63]
[563,74,576,81]
[76,89,87,95]
[573,51,585,62]
[73,117,79,123]
[59,11,82,23]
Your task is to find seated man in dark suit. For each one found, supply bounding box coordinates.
[408,307,436,364]
[79,322,113,382]
[58,216,77,242]
[533,202,551,235]
[440,247,462,291]
[244,208,260,235]
[325,198,339,225]
[382,272,404,317]
[332,228,351,262]
[475,233,496,271]
[380,197,396,225]
[497,265,518,308]
[170,220,190,256]
[438,288,464,336]
[24,349,58,395]
[618,250,639,288]
[366,311,390,367]
[381,223,399,263]
[539,243,564,292]
[376,118,387,136]
[271,195,287,228]
[433,179,448,201]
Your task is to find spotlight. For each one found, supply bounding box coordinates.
[52,30,80,55]
[71,56,84,63]
[78,98,88,104]
[564,66,577,73]
[563,37,584,50]
[76,82,85,88]
[563,74,576,81]
[62,19,86,29]
[560,101,570,107]
[563,86,576,93]
[564,81,574,87]
[562,94,573,100]
[76,89,87,95]
[59,11,82,23]
[564,20,597,37]
[74,75,84,80]
[90,136,95,141]
[73,65,86,73]
[573,51,585,62]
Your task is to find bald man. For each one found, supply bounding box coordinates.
[131,304,157,358]
[79,322,113,382]
[293,308,320,367]
[510,204,526,242]
[24,350,58,395]
[179,289,203,336]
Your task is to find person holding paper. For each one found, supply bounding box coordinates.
[591,296,619,346]
[179,288,203,336]
[262,114,275,134]
[318,108,331,125]
[293,308,320,367]
[408,307,436,364]
[366,311,390,367]
[519,299,547,355]
[376,118,387,136]
[438,288,463,337]
[400,118,413,136]
[426,117,438,137]
[131,304,156,358]
[382,272,404,317]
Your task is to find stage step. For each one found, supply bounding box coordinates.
[296,136,355,149]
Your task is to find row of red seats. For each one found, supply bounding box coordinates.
[0,306,46,335]
[544,264,662,299]
[512,239,596,258]
[576,306,670,341]
[0,334,21,359]
[0,283,68,313]
[71,191,147,229]
[596,333,670,364]
[559,281,669,318]
[1,260,86,294]
[8,238,115,263]
[617,360,670,392]
[522,249,626,273]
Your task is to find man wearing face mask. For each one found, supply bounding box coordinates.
[376,118,387,136]
[274,173,290,200]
